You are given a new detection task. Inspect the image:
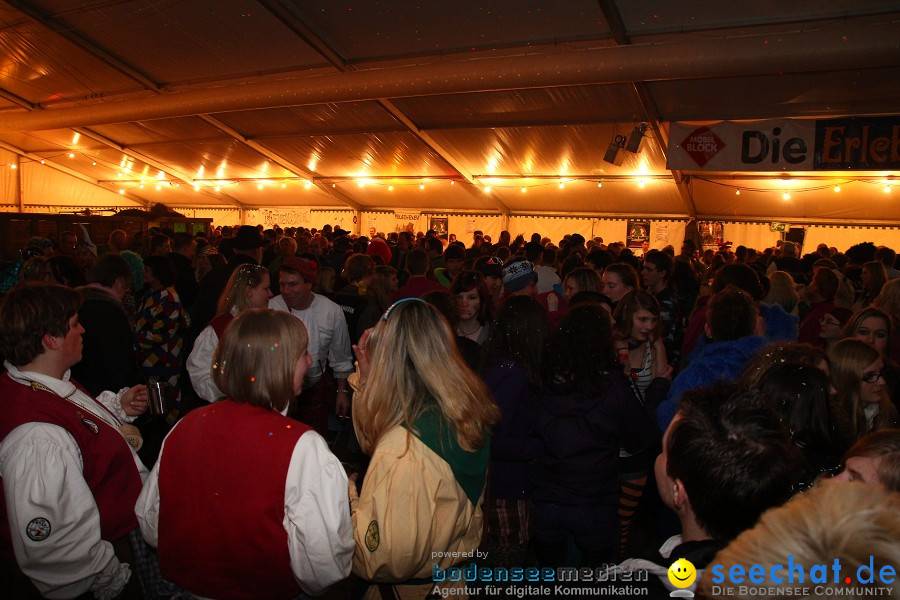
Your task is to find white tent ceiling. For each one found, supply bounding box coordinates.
[0,0,898,223]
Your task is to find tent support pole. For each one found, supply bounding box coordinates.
[14,155,22,212]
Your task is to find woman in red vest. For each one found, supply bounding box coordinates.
[186,263,273,402]
[137,309,354,599]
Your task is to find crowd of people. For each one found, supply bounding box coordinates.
[0,222,898,600]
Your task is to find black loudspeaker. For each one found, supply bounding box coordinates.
[785,227,806,247]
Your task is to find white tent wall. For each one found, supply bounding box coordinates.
[447,215,502,244]
[184,208,243,225]
[720,222,782,253]
[0,158,139,209]
[804,226,900,254]
[245,209,354,231]
[0,150,18,205]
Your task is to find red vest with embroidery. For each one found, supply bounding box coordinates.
[157,399,310,600]
[209,312,234,340]
[0,373,142,562]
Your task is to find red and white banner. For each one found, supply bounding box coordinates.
[669,116,900,171]
[668,120,816,171]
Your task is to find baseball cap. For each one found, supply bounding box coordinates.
[502,258,537,292]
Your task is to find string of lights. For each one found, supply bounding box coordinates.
[3,151,894,198]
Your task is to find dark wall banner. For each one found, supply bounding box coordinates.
[815,117,900,170]
[668,116,900,171]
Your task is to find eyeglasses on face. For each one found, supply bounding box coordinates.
[861,371,884,384]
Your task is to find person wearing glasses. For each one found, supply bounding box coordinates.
[186,263,273,403]
[816,306,852,351]
[829,338,899,439]
[841,306,900,414]
[348,299,499,599]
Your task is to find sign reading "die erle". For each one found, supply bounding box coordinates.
[668,116,900,171]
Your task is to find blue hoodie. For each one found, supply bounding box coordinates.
[656,335,770,431]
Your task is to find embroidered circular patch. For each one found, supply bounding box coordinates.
[82,418,99,434]
[365,520,380,552]
[26,518,51,541]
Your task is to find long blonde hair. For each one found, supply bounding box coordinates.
[763,271,799,314]
[828,338,897,438]
[216,263,269,315]
[353,299,499,454]
[874,278,900,322]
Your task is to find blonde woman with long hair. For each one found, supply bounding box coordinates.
[763,270,800,315]
[829,338,899,439]
[348,298,500,599]
[186,263,272,402]
[874,278,900,361]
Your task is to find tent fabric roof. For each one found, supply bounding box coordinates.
[0,0,898,221]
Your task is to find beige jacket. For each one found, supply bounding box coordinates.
[350,424,487,600]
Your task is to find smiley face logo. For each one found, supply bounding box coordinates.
[667,558,697,589]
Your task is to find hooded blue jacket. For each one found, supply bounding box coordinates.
[656,335,770,431]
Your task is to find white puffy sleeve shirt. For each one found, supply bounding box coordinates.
[136,422,354,596]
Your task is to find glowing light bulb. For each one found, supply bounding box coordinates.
[118,189,125,195]
[833,185,841,193]
[358,180,365,188]
[9,164,15,170]
[884,185,892,194]
[215,186,221,192]
[450,180,455,186]
[419,183,425,190]
[155,185,161,191]
[40,159,45,164]
[139,184,144,189]
[193,185,200,191]
[782,192,791,200]
[735,189,741,196]
[558,182,565,190]
[638,178,646,188]
[484,186,492,193]
[388,185,394,191]
[91,161,96,166]
[68,153,75,158]
[281,182,286,189]
[304,181,312,190]
[521,186,527,193]
[117,172,123,177]
[597,182,602,188]
[257,183,264,190]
